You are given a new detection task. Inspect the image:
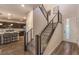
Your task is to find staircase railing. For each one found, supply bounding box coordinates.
[39,4,49,23]
[35,10,62,55]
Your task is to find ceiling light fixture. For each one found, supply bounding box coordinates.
[10,24,13,26]
[8,13,11,16]
[0,23,3,25]
[21,4,25,7]
[8,13,12,19]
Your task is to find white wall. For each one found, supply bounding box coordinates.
[59,4,77,19]
[26,10,33,32]
[76,6,79,45]
[26,10,33,42]
[33,7,47,38]
[43,23,63,55]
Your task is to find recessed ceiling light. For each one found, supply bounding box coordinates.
[8,13,11,16]
[0,23,3,25]
[8,13,12,19]
[10,24,13,26]
[21,4,25,7]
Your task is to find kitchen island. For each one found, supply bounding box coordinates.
[0,29,24,44]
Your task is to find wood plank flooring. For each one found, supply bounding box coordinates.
[0,36,32,55]
[52,41,79,55]
[0,37,79,55]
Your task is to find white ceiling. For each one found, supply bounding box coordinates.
[0,4,40,23]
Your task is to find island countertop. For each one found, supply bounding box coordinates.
[0,28,25,44]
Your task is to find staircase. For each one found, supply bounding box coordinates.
[40,22,57,54]
[26,5,62,55]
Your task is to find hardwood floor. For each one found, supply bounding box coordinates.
[52,41,79,55]
[0,37,79,55]
[0,36,32,55]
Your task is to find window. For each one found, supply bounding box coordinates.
[65,18,71,39]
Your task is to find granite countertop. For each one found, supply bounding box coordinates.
[0,28,25,34]
[0,31,19,34]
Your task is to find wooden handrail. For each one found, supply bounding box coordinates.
[39,7,47,20]
[41,4,47,14]
[40,13,57,35]
[39,4,48,22]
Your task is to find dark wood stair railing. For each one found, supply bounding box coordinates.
[35,10,62,55]
[39,4,50,23]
